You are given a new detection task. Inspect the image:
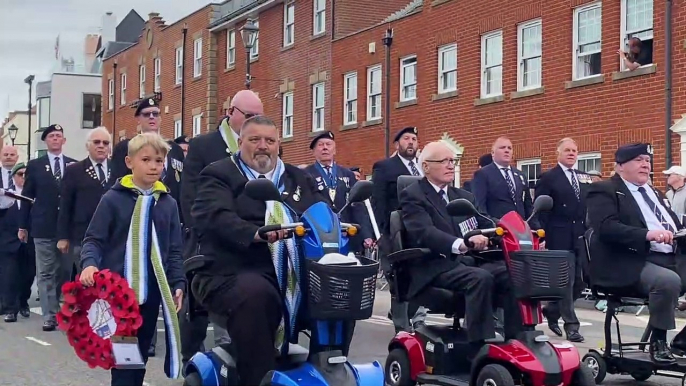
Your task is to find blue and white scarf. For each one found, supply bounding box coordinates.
[234,153,303,354]
[122,175,182,379]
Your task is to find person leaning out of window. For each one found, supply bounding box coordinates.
[617,37,651,71]
[663,166,686,223]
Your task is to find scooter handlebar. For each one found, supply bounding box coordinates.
[463,228,499,248]
[257,224,284,239]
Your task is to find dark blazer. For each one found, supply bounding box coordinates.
[587,175,684,288]
[0,201,26,255]
[111,138,185,219]
[191,158,328,278]
[472,162,538,228]
[180,130,232,258]
[534,165,592,250]
[400,178,493,298]
[56,158,113,244]
[19,154,77,239]
[371,155,414,234]
[305,163,373,242]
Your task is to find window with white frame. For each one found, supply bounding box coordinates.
[576,153,602,173]
[573,3,602,80]
[400,56,417,102]
[517,159,542,188]
[367,65,382,120]
[313,0,326,35]
[343,72,357,125]
[108,79,114,109]
[154,58,161,92]
[175,47,183,85]
[480,31,502,98]
[139,65,146,98]
[193,38,203,77]
[517,20,542,90]
[284,2,295,47]
[282,92,293,138]
[620,0,653,69]
[227,30,236,67]
[192,114,202,137]
[438,44,457,93]
[120,73,127,105]
[312,82,325,132]
[250,20,259,59]
[174,120,182,138]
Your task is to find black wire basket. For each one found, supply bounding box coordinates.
[508,250,574,301]
[306,256,379,321]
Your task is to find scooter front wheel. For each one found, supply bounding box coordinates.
[475,364,515,386]
[385,348,415,386]
[183,372,204,386]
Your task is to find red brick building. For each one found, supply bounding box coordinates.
[330,0,686,187]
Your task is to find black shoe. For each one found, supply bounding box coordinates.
[670,339,686,356]
[4,314,17,323]
[148,347,156,357]
[42,320,56,332]
[542,308,562,337]
[566,330,585,343]
[650,340,676,365]
[19,308,30,318]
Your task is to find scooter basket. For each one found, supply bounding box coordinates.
[508,250,574,300]
[306,256,379,320]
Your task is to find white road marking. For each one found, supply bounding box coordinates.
[25,336,51,346]
[30,307,43,315]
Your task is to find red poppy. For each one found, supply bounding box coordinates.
[97,280,116,300]
[60,302,79,317]
[56,312,72,331]
[61,281,81,304]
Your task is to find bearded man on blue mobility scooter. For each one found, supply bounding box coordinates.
[181,115,383,386]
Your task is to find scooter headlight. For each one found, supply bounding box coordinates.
[294,225,306,237]
[346,226,358,236]
[536,229,545,238]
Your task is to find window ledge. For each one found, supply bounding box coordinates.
[511,87,544,100]
[395,99,417,109]
[224,65,235,73]
[310,32,326,41]
[340,123,358,131]
[174,83,182,89]
[432,90,459,101]
[281,44,295,52]
[612,64,657,81]
[431,0,453,7]
[565,75,604,89]
[281,136,294,142]
[193,75,202,82]
[474,95,504,106]
[250,57,259,63]
[362,118,382,127]
[308,130,325,137]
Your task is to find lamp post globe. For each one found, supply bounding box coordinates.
[240,19,259,50]
[8,124,18,146]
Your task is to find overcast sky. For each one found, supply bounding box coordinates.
[0,0,214,120]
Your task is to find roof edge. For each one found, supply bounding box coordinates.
[332,3,423,43]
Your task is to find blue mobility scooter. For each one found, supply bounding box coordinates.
[183,178,385,386]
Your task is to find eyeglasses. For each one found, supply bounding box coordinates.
[91,139,111,146]
[232,106,258,119]
[425,158,459,166]
[15,172,24,177]
[141,111,160,118]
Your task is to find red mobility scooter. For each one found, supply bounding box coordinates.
[383,176,594,386]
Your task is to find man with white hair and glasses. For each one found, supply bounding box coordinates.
[399,141,522,357]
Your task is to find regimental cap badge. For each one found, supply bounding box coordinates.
[148,98,155,106]
[55,124,62,131]
[412,127,417,134]
[327,131,334,139]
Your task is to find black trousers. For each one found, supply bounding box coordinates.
[1,244,36,314]
[194,272,282,385]
[431,261,522,342]
[543,249,584,331]
[111,265,162,386]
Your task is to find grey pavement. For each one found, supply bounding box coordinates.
[2,288,685,385]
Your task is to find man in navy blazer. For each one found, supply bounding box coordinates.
[472,137,539,229]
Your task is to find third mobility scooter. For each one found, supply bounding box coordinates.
[383,175,594,386]
[183,179,384,386]
[581,228,686,384]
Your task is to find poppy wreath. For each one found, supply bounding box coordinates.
[56,269,143,370]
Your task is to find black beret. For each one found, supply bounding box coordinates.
[309,131,335,149]
[615,143,651,164]
[135,98,160,116]
[478,153,493,167]
[173,135,189,145]
[40,124,64,141]
[394,126,418,142]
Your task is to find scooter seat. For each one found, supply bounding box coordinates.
[412,286,466,317]
[279,343,309,365]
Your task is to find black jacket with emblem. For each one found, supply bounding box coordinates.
[587,174,686,288]
[400,178,494,298]
[56,158,113,244]
[19,154,77,239]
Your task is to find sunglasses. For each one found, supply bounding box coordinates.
[232,106,258,119]
[140,111,160,118]
[15,172,25,177]
[91,139,111,146]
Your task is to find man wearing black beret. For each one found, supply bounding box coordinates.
[18,124,76,331]
[587,143,686,364]
[304,131,374,253]
[174,135,189,157]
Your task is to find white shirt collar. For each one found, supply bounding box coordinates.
[48,152,63,159]
[90,157,107,168]
[428,179,449,196]
[247,165,275,180]
[621,176,649,193]
[494,161,510,170]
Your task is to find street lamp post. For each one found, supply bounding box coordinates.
[382,28,393,159]
[24,75,34,159]
[240,19,259,89]
[8,124,18,146]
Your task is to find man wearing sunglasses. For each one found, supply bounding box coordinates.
[56,126,113,289]
[179,89,263,370]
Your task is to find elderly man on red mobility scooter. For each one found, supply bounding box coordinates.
[383,141,594,386]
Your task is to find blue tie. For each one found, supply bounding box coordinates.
[638,187,675,233]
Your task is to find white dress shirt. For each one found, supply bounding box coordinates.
[494,161,515,182]
[399,156,424,176]
[0,185,21,209]
[90,158,109,182]
[427,180,467,255]
[559,162,578,186]
[622,177,677,253]
[48,152,65,175]
[1,167,12,188]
